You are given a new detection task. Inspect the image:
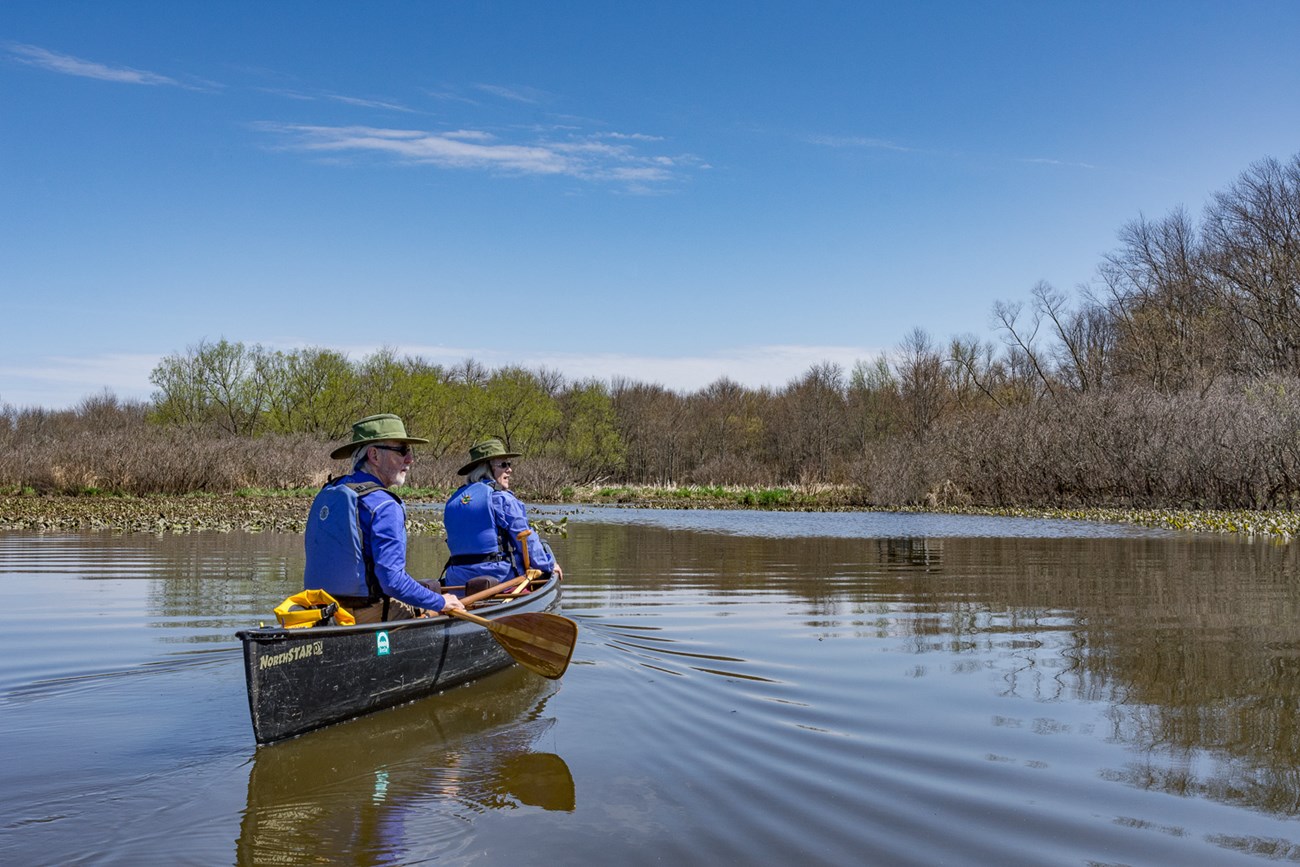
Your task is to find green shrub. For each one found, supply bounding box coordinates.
[757,488,793,506]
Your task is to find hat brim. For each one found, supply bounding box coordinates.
[330,435,430,461]
[457,451,522,476]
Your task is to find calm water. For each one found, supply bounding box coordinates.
[3,507,1300,865]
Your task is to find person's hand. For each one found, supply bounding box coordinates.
[441,593,465,612]
[553,563,564,581]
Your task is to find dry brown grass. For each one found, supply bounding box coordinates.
[0,400,334,494]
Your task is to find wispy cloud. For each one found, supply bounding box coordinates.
[260,88,314,102]
[6,42,180,86]
[326,93,418,113]
[425,87,482,106]
[805,133,913,152]
[808,131,1099,172]
[259,123,570,174]
[255,122,703,188]
[255,86,419,113]
[1019,156,1097,170]
[606,132,665,142]
[443,129,495,142]
[473,83,550,104]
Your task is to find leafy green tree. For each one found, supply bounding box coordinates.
[149,338,275,435]
[404,370,474,457]
[557,379,625,482]
[264,347,361,436]
[354,346,405,415]
[474,366,563,455]
[149,346,209,430]
[202,339,275,436]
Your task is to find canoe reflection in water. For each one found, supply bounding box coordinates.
[236,666,572,864]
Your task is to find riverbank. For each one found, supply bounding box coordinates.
[0,487,1296,540]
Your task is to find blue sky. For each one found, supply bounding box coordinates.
[4,1,1299,408]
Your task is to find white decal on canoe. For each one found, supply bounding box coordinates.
[258,640,325,670]
[377,631,390,656]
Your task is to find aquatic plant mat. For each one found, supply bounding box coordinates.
[0,492,1295,540]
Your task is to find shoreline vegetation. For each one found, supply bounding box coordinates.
[1,486,1296,541]
[4,153,1300,540]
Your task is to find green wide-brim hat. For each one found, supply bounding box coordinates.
[457,437,523,475]
[330,413,430,460]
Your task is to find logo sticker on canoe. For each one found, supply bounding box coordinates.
[376,631,390,656]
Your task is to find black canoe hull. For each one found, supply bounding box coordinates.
[236,577,561,744]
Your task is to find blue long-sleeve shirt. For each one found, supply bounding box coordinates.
[344,471,446,612]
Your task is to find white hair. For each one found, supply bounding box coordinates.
[352,444,374,472]
[466,461,494,484]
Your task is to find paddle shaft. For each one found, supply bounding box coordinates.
[517,529,532,573]
[446,608,505,629]
[499,529,536,597]
[458,573,529,607]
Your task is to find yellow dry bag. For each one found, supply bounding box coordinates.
[274,589,356,628]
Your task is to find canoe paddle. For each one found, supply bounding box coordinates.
[442,528,574,678]
[444,607,577,679]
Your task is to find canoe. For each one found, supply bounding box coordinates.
[237,574,563,744]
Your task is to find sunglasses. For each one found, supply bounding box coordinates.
[372,443,413,457]
[491,461,512,470]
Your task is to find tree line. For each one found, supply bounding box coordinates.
[4,153,1300,508]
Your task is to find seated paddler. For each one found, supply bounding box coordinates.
[443,437,563,594]
[303,413,464,624]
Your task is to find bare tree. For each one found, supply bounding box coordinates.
[992,296,1059,403]
[1203,155,1300,376]
[611,378,689,483]
[946,335,1003,409]
[894,328,949,442]
[847,354,900,449]
[448,358,489,387]
[770,362,848,481]
[1098,209,1223,392]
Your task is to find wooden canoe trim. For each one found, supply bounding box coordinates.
[460,574,530,607]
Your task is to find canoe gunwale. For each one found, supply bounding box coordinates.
[236,577,556,641]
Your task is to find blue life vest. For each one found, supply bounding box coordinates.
[303,480,393,600]
[444,481,508,559]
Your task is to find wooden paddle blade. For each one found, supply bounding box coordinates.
[484,612,577,680]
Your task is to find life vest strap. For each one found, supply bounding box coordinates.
[446,552,510,566]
